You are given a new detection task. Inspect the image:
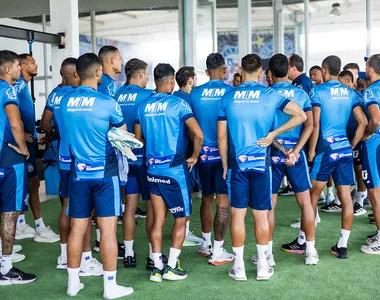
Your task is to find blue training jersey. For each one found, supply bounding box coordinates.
[272,82,312,147]
[346,90,364,141]
[15,76,36,137]
[310,80,360,153]
[52,86,75,170]
[292,73,314,96]
[363,80,380,133]
[45,85,63,138]
[115,84,152,166]
[61,86,125,179]
[190,80,234,163]
[136,92,193,169]
[173,90,191,104]
[0,80,25,167]
[98,73,119,98]
[218,81,290,172]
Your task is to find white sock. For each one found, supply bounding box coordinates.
[152,253,163,270]
[232,246,244,268]
[306,240,316,253]
[168,247,181,269]
[297,231,306,245]
[122,204,125,214]
[256,244,268,267]
[335,198,341,205]
[377,230,380,242]
[17,214,26,230]
[185,221,190,236]
[213,240,224,257]
[337,229,351,248]
[327,187,333,195]
[358,191,367,206]
[124,240,134,257]
[202,232,211,246]
[96,229,101,242]
[60,243,67,258]
[35,217,46,232]
[149,243,153,260]
[267,241,273,256]
[0,255,12,275]
[283,177,288,187]
[67,268,84,297]
[315,209,321,223]
[103,270,117,288]
[81,251,92,266]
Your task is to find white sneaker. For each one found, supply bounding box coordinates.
[57,256,67,270]
[354,203,367,217]
[34,226,60,243]
[327,193,336,204]
[104,285,134,299]
[305,251,319,265]
[290,221,301,229]
[361,239,380,254]
[183,232,203,247]
[198,244,213,258]
[318,191,326,204]
[80,258,103,276]
[250,254,276,267]
[15,224,35,240]
[365,236,377,246]
[13,244,22,253]
[208,248,234,266]
[0,251,26,263]
[256,265,274,281]
[228,266,247,281]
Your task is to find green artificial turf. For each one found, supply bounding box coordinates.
[1,196,379,300]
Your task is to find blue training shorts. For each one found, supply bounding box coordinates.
[26,142,37,177]
[198,160,228,195]
[125,165,150,200]
[0,163,28,212]
[68,176,121,218]
[147,164,192,218]
[59,169,70,198]
[361,135,380,189]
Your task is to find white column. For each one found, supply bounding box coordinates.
[304,0,310,75]
[49,0,79,87]
[91,11,96,53]
[273,0,284,54]
[178,0,197,67]
[366,0,372,57]
[238,0,252,60]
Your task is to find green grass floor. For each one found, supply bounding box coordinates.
[1,196,379,300]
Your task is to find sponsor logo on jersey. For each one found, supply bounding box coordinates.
[24,193,29,206]
[272,156,281,164]
[148,158,155,165]
[67,96,95,107]
[201,88,226,98]
[203,146,210,153]
[238,155,247,163]
[145,102,168,113]
[200,155,207,162]
[77,163,87,171]
[27,163,34,173]
[330,153,338,161]
[278,89,294,98]
[326,137,334,143]
[147,175,171,185]
[117,93,137,102]
[330,87,349,96]
[6,87,17,100]
[169,206,184,214]
[233,90,260,99]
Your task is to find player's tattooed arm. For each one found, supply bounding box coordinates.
[0,212,18,255]
[271,139,287,155]
[214,206,229,241]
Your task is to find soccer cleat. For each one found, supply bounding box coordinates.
[318,191,326,204]
[326,193,336,205]
[282,238,306,254]
[278,185,294,196]
[149,267,164,282]
[15,224,35,240]
[256,265,274,281]
[163,261,188,281]
[331,244,348,259]
[354,203,367,216]
[305,251,319,265]
[79,258,103,277]
[124,255,136,268]
[117,216,123,225]
[228,266,247,281]
[368,213,374,218]
[183,232,203,247]
[93,241,125,259]
[57,256,67,270]
[321,202,342,213]
[208,249,234,266]
[250,254,276,267]
[34,226,60,243]
[135,207,147,218]
[364,198,371,206]
[0,267,37,286]
[146,254,168,271]
[361,240,380,254]
[198,244,213,258]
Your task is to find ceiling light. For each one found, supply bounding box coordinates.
[329,3,341,17]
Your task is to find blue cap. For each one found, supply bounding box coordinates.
[364,56,369,62]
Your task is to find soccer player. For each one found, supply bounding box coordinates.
[360,54,380,253]
[190,53,234,265]
[307,56,367,259]
[134,63,203,282]
[232,73,241,87]
[0,50,36,285]
[288,54,314,95]
[61,53,133,298]
[343,63,360,89]
[337,71,367,216]
[114,58,154,268]
[97,45,122,98]
[15,54,59,243]
[173,66,203,247]
[263,54,317,265]
[309,66,323,85]
[218,54,307,281]
[265,69,274,87]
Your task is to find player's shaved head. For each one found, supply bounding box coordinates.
[322,55,341,76]
[154,63,175,93]
[60,57,80,87]
[241,54,263,74]
[338,70,354,82]
[206,53,225,71]
[98,45,119,64]
[76,53,102,81]
[269,54,288,78]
